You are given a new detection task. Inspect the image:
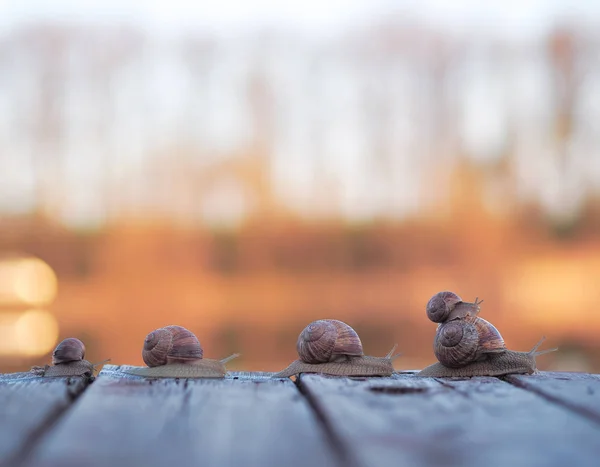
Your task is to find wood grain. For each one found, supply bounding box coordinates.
[24,365,338,467]
[506,371,600,424]
[299,372,600,467]
[0,372,89,467]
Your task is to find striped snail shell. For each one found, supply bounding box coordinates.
[142,325,203,367]
[52,338,86,365]
[426,291,482,323]
[433,316,506,368]
[297,319,363,364]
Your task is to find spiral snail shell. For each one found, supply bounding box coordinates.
[433,316,505,368]
[30,338,107,378]
[418,291,557,377]
[426,291,482,323]
[297,319,363,364]
[142,325,203,367]
[273,319,400,378]
[124,325,239,378]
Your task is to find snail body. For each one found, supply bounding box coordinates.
[39,360,95,377]
[31,338,105,378]
[418,291,556,378]
[123,325,239,378]
[272,319,400,378]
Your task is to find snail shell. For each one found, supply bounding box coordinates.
[52,338,86,364]
[434,316,506,368]
[426,291,482,323]
[297,319,363,363]
[142,325,203,367]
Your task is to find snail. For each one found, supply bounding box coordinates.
[426,291,483,323]
[418,291,557,377]
[123,325,239,378]
[272,319,400,378]
[30,338,108,377]
[419,335,556,377]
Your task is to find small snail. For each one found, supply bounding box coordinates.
[418,291,556,377]
[426,291,483,323]
[123,325,239,378]
[30,338,108,377]
[272,319,400,378]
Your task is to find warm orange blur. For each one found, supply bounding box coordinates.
[1,5,599,373]
[2,180,599,372]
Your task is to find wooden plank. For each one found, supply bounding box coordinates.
[0,372,89,467]
[506,371,600,424]
[25,365,339,467]
[299,373,600,467]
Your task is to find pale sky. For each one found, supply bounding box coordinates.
[0,0,598,37]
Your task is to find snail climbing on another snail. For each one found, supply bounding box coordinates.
[30,338,109,378]
[272,319,400,378]
[123,325,239,378]
[418,291,557,377]
[425,290,483,323]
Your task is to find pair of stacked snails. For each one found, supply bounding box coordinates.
[32,291,555,379]
[418,291,556,377]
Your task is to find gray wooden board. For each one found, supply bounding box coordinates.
[506,371,600,424]
[298,372,600,467]
[0,372,89,467]
[24,365,338,467]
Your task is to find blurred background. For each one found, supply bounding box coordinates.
[1,0,599,374]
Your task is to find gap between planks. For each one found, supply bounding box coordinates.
[504,372,600,426]
[431,371,600,427]
[5,369,599,467]
[0,374,91,467]
[23,367,341,467]
[294,376,362,467]
[297,372,600,467]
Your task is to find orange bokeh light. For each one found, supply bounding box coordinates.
[0,309,59,357]
[0,257,58,306]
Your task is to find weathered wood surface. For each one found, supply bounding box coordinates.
[0,372,89,467]
[506,371,600,424]
[2,368,600,467]
[299,372,600,467]
[24,365,337,467]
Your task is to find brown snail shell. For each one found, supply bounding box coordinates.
[142,325,203,367]
[52,338,85,364]
[296,319,363,363]
[433,316,506,368]
[426,291,482,323]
